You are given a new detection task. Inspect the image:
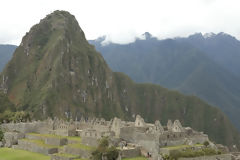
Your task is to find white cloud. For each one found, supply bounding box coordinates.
[0,0,240,45]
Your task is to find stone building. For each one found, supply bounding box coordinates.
[0,114,216,160]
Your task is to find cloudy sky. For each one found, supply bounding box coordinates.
[1,0,240,45]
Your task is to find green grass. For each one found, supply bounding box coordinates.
[53,153,77,158]
[122,157,147,160]
[68,143,95,151]
[162,144,203,150]
[27,133,82,142]
[0,148,50,160]
[67,136,82,142]
[27,133,63,138]
[20,138,58,148]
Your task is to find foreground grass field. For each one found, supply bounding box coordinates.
[0,148,50,160]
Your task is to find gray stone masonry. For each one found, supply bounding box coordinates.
[0,114,230,159]
[81,137,99,147]
[63,145,91,158]
[45,137,68,146]
[17,139,58,155]
[120,147,141,158]
[4,132,25,147]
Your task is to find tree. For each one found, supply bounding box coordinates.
[91,137,119,160]
[203,141,210,147]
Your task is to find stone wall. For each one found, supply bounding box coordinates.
[4,132,25,147]
[63,145,91,158]
[120,147,141,158]
[45,137,67,146]
[16,139,58,155]
[120,126,159,155]
[1,121,52,134]
[81,137,99,147]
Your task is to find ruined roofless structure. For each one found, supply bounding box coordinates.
[1,115,210,159]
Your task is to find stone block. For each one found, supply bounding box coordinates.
[45,137,67,146]
[81,137,98,147]
[120,147,141,158]
[17,139,58,155]
[4,132,25,147]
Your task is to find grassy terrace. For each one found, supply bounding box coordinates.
[53,153,78,158]
[67,143,95,151]
[122,157,147,160]
[27,133,63,138]
[26,133,91,151]
[0,148,50,160]
[67,136,82,142]
[27,133,82,142]
[20,138,58,148]
[161,144,204,150]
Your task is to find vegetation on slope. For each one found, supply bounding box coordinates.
[90,34,240,131]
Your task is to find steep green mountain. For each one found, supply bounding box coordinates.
[90,33,240,131]
[0,45,17,72]
[0,91,15,113]
[1,11,240,149]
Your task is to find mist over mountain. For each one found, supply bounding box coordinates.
[0,45,17,72]
[90,32,240,130]
[0,11,240,148]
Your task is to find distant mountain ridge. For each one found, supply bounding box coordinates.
[89,32,240,130]
[176,32,240,77]
[1,11,240,149]
[0,45,17,72]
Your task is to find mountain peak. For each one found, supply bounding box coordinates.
[203,32,216,38]
[142,32,152,39]
[19,10,87,59]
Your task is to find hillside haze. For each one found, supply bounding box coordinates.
[0,45,17,72]
[1,11,240,149]
[90,32,240,130]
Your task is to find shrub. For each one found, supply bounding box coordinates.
[0,126,3,141]
[91,137,119,160]
[168,147,218,159]
[203,141,210,147]
[0,110,31,123]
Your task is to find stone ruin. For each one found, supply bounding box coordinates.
[0,114,231,160]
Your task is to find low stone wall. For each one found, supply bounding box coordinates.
[25,134,44,141]
[17,139,58,155]
[45,137,67,146]
[67,139,81,144]
[1,121,52,134]
[178,154,231,160]
[4,132,25,147]
[120,147,141,158]
[81,137,98,147]
[63,146,91,158]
